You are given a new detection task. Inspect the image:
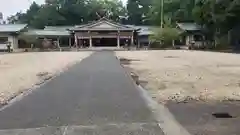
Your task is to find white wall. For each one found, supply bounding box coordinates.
[9,35,18,50]
[0,33,18,50]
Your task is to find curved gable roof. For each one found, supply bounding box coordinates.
[70,18,136,31]
[177,23,202,31]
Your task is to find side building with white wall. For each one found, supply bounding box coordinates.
[0,24,27,51]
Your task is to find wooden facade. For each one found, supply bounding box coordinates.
[69,18,137,48]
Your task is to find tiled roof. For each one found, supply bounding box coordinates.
[23,29,70,37]
[127,25,155,35]
[44,26,74,31]
[70,18,137,31]
[177,23,202,31]
[0,24,27,32]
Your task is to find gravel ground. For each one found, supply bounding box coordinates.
[0,52,92,105]
[116,50,240,103]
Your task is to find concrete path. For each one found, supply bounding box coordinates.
[0,52,164,135]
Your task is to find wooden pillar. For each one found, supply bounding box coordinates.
[137,36,140,48]
[69,37,72,48]
[79,39,82,48]
[88,31,92,48]
[74,35,78,48]
[131,31,134,45]
[117,31,120,48]
[89,37,93,48]
[57,37,62,51]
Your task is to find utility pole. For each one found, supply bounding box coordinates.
[160,0,164,45]
[160,0,164,29]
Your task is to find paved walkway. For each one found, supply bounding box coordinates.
[0,52,164,135]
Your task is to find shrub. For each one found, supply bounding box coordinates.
[149,27,181,48]
[206,35,230,50]
[214,35,230,50]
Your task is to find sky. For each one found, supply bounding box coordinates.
[0,0,127,19]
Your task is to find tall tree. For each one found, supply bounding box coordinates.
[7,2,41,24]
[9,0,127,27]
[192,0,234,37]
[149,0,197,26]
[58,0,89,24]
[30,5,66,28]
[127,0,152,25]
[100,0,127,21]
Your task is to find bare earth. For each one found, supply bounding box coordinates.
[116,50,240,103]
[0,52,92,105]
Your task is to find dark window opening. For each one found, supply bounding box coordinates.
[0,37,8,44]
[194,35,203,41]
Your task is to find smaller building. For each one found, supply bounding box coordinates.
[22,29,72,48]
[0,24,27,50]
[127,25,155,47]
[176,23,205,48]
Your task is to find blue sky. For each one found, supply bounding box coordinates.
[0,0,127,19]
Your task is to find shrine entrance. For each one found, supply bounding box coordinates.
[93,38,117,47]
[70,18,137,48]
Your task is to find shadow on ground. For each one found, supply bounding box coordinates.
[166,101,240,135]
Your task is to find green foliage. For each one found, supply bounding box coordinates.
[149,0,196,26]
[127,0,152,25]
[150,27,181,48]
[148,0,161,26]
[148,0,240,49]
[192,0,239,38]
[8,0,127,27]
[29,5,66,28]
[213,35,230,50]
[8,2,41,24]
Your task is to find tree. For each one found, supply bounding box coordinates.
[127,0,152,25]
[59,0,95,24]
[192,0,236,46]
[148,0,161,25]
[8,2,41,24]
[7,12,25,24]
[29,5,66,28]
[150,27,181,48]
[8,0,127,27]
[148,0,240,49]
[100,0,127,22]
[24,2,41,24]
[149,0,196,26]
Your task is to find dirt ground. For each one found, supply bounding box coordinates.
[0,52,92,105]
[116,50,240,103]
